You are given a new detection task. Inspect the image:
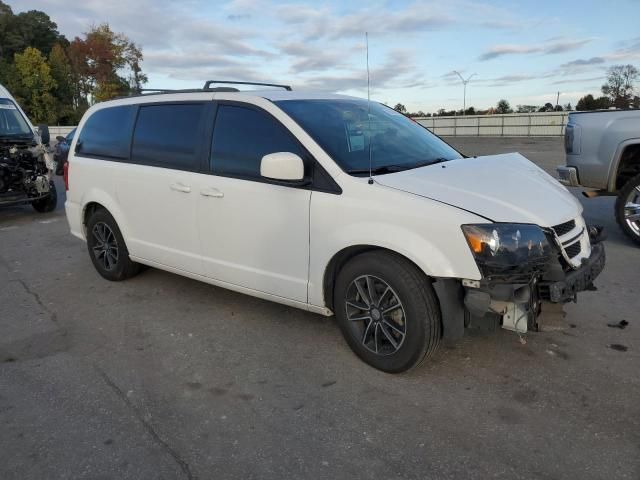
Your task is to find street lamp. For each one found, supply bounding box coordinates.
[453,71,477,115]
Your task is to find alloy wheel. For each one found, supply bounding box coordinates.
[344,275,407,356]
[92,221,119,271]
[624,185,640,238]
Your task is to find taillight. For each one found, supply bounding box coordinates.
[63,161,69,191]
[564,124,574,154]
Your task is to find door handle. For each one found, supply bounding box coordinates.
[200,187,224,198]
[170,182,191,193]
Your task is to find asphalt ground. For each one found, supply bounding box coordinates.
[0,137,638,480]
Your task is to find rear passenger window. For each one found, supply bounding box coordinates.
[211,104,303,178]
[132,103,206,170]
[78,106,136,159]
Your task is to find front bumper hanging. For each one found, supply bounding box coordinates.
[538,242,605,303]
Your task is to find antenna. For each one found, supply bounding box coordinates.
[366,32,373,185]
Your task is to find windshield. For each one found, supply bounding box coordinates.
[0,98,32,137]
[276,99,462,175]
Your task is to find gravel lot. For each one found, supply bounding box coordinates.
[1,137,638,480]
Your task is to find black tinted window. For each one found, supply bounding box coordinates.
[132,103,206,170]
[211,104,303,178]
[78,106,136,159]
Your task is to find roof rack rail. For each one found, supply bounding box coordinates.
[203,80,292,91]
[137,88,177,93]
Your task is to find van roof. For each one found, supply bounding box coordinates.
[102,89,360,106]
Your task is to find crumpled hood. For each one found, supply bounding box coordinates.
[375,153,582,227]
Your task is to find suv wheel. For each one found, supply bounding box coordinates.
[334,251,441,373]
[615,173,640,246]
[86,208,141,281]
[32,180,58,213]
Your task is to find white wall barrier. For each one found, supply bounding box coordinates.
[416,111,569,137]
[52,112,569,140]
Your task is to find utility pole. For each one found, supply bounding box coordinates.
[556,91,560,109]
[453,71,477,115]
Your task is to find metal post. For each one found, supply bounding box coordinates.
[463,83,467,114]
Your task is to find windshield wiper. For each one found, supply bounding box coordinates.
[346,158,452,175]
[345,165,401,175]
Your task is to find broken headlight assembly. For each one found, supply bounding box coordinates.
[461,224,553,280]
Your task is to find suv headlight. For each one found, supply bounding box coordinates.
[461,224,552,278]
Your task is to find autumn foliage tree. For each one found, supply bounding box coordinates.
[0,2,147,123]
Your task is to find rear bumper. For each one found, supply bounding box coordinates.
[538,242,605,303]
[557,166,580,187]
[65,199,85,240]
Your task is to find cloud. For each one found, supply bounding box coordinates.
[550,76,605,85]
[560,57,606,68]
[479,38,592,61]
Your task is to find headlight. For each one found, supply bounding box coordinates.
[461,224,552,279]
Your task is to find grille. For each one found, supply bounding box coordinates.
[552,219,576,236]
[565,242,581,258]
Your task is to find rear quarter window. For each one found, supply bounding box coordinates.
[77,106,136,159]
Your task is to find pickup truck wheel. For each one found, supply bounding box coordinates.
[86,209,141,281]
[334,251,441,373]
[615,173,640,246]
[31,180,58,213]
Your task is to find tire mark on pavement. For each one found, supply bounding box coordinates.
[95,367,196,480]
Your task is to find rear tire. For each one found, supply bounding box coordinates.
[85,208,141,281]
[615,173,640,246]
[334,251,441,373]
[32,180,58,213]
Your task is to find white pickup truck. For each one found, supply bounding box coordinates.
[558,109,640,245]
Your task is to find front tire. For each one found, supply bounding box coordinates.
[85,208,141,281]
[615,173,640,246]
[334,251,441,373]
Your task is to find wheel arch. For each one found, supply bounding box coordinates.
[322,245,466,342]
[80,190,130,242]
[610,139,640,192]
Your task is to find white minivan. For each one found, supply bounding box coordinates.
[65,82,605,372]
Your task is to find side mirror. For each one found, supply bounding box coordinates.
[38,124,50,145]
[260,152,305,182]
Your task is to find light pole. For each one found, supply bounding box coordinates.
[453,71,477,115]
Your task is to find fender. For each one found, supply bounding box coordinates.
[607,138,640,192]
[80,187,132,244]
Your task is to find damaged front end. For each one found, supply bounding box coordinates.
[460,219,605,333]
[0,138,55,209]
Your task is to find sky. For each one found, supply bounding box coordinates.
[8,0,640,112]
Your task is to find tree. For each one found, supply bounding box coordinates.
[67,24,147,104]
[464,106,476,115]
[496,99,512,114]
[564,103,573,111]
[576,94,611,111]
[554,104,563,112]
[393,103,407,113]
[49,43,76,123]
[516,105,538,113]
[14,47,57,123]
[538,102,554,112]
[601,64,638,109]
[0,2,64,60]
